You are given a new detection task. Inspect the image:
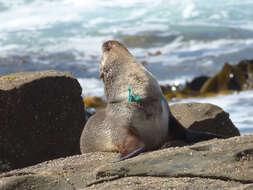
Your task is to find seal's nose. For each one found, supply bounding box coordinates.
[102,41,113,52]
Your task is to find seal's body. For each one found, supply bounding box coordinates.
[80,40,169,161]
[80,40,226,161]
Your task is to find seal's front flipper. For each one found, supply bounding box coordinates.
[115,128,146,162]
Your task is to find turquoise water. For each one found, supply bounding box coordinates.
[0,0,253,133]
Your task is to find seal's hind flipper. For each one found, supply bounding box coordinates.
[115,145,146,162]
[115,128,146,162]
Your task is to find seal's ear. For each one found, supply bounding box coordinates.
[99,72,104,81]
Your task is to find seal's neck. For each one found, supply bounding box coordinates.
[103,60,139,102]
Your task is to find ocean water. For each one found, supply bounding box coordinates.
[0,0,253,134]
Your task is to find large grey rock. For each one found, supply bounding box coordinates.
[1,135,253,190]
[83,176,248,190]
[93,135,253,184]
[0,175,75,190]
[0,71,86,173]
[170,102,240,137]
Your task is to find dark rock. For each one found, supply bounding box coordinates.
[0,71,86,173]
[170,102,240,137]
[200,62,247,93]
[161,59,253,101]
[237,59,253,89]
[1,135,253,189]
[187,75,210,91]
[91,135,253,188]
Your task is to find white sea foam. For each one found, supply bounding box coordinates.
[77,78,104,97]
[1,0,253,33]
[1,0,253,56]
[182,0,199,19]
[159,77,191,86]
[0,1,81,31]
[154,38,253,67]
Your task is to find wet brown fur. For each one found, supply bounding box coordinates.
[80,40,169,161]
[80,40,227,161]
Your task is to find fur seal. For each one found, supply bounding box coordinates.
[80,40,225,161]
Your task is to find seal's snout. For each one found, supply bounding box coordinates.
[102,41,113,52]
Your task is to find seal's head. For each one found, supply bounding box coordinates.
[102,40,132,60]
[99,40,135,81]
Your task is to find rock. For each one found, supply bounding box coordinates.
[170,102,240,137]
[200,62,247,93]
[1,135,253,189]
[187,75,210,91]
[91,135,253,188]
[0,71,86,173]
[237,59,253,89]
[83,177,245,190]
[162,59,253,101]
[0,175,75,190]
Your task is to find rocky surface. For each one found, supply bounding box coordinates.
[170,102,240,137]
[0,69,248,189]
[0,135,253,190]
[0,71,86,173]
